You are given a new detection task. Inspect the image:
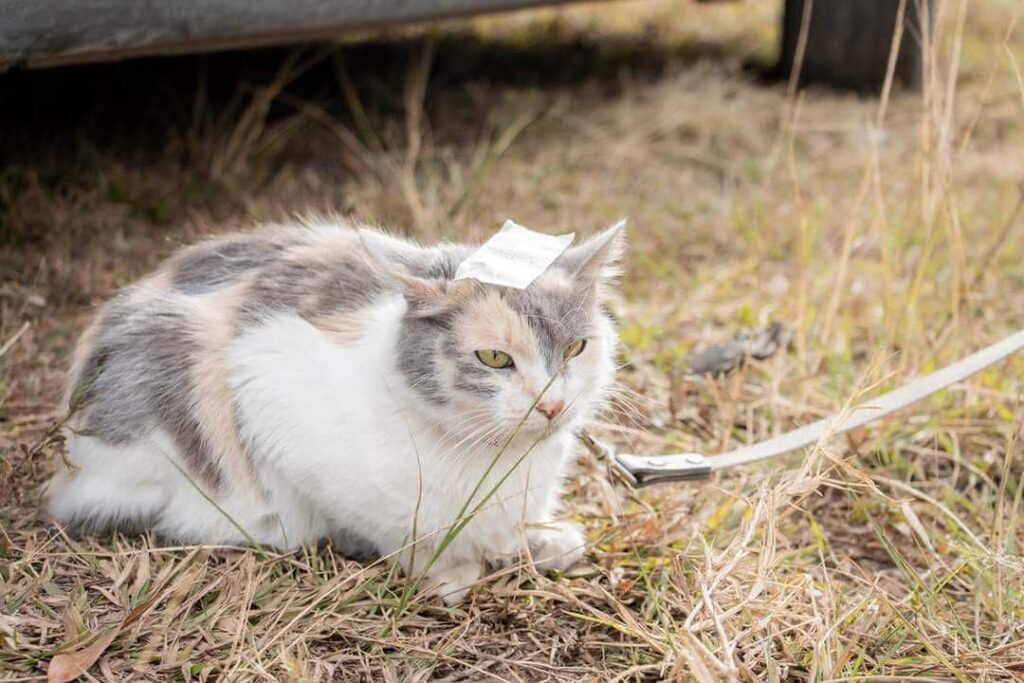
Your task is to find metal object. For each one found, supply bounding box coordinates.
[584,329,1024,488]
[0,0,585,70]
[612,452,712,486]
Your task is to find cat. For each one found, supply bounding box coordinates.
[44,219,624,603]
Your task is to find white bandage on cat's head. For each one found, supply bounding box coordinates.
[454,220,575,290]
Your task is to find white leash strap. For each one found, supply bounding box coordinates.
[597,330,1024,488]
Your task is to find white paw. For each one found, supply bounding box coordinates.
[423,562,483,605]
[527,522,585,572]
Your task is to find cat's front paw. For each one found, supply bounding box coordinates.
[527,521,585,572]
[423,562,483,605]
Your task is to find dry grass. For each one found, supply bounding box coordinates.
[2,0,1024,680]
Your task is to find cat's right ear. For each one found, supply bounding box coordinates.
[558,219,627,287]
[399,276,477,318]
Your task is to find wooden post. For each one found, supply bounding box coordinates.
[778,0,934,91]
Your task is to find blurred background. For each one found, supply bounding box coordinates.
[2,1,1023,680]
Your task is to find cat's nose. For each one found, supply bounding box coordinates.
[536,400,565,421]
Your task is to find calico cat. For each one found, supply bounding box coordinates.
[45,220,623,603]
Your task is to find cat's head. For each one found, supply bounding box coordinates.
[395,224,623,444]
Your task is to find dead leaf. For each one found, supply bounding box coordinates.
[47,627,119,683]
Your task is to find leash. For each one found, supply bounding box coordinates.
[580,330,1024,488]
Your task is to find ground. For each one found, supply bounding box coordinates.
[2,0,1024,680]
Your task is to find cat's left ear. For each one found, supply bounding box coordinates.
[399,276,478,318]
[558,219,627,287]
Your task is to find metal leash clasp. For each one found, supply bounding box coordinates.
[577,430,713,488]
[612,452,713,487]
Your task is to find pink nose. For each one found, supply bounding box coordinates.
[536,400,565,421]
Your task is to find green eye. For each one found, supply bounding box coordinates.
[475,349,514,369]
[564,339,587,360]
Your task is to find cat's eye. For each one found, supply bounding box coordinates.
[564,339,587,360]
[476,349,514,369]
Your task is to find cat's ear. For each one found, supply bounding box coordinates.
[355,228,478,316]
[559,219,626,286]
[399,276,478,317]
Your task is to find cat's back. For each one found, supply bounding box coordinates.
[67,223,341,397]
[62,222,457,484]
[160,221,467,319]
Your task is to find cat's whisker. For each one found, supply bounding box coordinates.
[604,391,647,417]
[430,409,494,434]
[415,407,496,436]
[598,389,644,411]
[603,384,652,407]
[608,382,657,405]
[595,405,647,430]
[595,397,648,429]
[433,415,502,449]
[450,427,513,479]
[438,421,503,460]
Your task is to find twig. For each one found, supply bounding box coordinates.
[0,321,30,360]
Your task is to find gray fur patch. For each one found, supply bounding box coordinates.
[442,335,498,398]
[240,250,395,325]
[72,292,222,489]
[396,316,451,405]
[172,232,303,294]
[304,255,391,319]
[452,359,499,398]
[238,256,321,324]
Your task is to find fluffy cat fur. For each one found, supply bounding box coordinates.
[45,219,624,603]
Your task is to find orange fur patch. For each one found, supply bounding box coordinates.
[191,279,262,499]
[64,317,101,416]
[454,291,539,362]
[142,264,174,291]
[310,309,368,346]
[286,227,358,264]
